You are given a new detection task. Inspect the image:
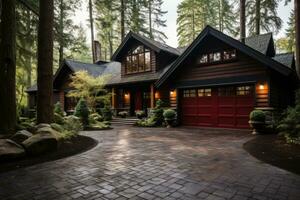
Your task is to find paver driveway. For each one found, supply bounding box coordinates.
[0,126,300,200]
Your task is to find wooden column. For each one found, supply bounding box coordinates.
[112,88,116,109]
[150,84,155,108]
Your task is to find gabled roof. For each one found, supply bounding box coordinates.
[245,33,275,56]
[272,53,295,70]
[155,26,293,88]
[111,31,181,61]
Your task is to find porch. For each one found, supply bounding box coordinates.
[111,82,177,117]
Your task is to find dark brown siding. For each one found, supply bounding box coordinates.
[177,55,267,82]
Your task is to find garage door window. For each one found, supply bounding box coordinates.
[198,88,211,97]
[218,87,235,96]
[183,89,196,97]
[237,86,253,96]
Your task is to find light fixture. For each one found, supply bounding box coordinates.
[170,90,174,95]
[124,92,129,97]
[259,83,265,90]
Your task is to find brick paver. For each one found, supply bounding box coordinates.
[0,126,299,200]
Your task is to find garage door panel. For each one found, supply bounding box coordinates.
[181,85,254,129]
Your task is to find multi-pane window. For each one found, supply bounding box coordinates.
[237,86,253,96]
[199,49,237,64]
[223,49,236,60]
[183,89,196,97]
[126,46,151,74]
[218,87,235,96]
[198,88,211,97]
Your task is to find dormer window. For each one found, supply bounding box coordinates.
[125,46,151,74]
[200,55,208,64]
[223,49,236,60]
[209,52,221,62]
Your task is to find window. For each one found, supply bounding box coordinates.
[237,86,253,96]
[198,88,211,97]
[223,49,236,61]
[199,49,237,65]
[125,46,151,74]
[209,52,221,62]
[218,87,235,96]
[200,54,208,64]
[183,89,196,97]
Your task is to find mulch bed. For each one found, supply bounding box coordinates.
[244,134,300,175]
[0,135,98,173]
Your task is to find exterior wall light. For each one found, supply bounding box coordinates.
[259,84,265,90]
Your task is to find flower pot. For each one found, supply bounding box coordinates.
[249,120,265,135]
[165,119,175,128]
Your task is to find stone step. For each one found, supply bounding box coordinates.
[111,117,139,126]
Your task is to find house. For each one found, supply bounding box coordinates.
[27,26,298,129]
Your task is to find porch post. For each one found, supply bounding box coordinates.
[150,84,155,108]
[112,87,116,109]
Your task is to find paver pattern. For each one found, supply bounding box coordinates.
[0,126,300,200]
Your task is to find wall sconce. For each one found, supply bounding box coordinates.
[155,92,159,99]
[170,90,174,95]
[259,83,265,90]
[124,92,129,97]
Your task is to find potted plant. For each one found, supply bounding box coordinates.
[135,110,146,119]
[118,111,128,118]
[249,110,266,135]
[163,109,176,128]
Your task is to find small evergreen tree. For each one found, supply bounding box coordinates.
[54,102,64,116]
[74,98,90,127]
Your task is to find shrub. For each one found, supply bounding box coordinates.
[249,110,266,122]
[135,110,146,119]
[118,111,128,118]
[74,98,90,127]
[89,113,103,124]
[163,109,176,120]
[136,100,164,127]
[101,106,112,121]
[50,123,64,132]
[54,113,64,124]
[63,115,83,134]
[54,102,64,117]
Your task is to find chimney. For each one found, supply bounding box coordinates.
[93,41,101,63]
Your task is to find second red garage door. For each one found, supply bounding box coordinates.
[181,85,254,129]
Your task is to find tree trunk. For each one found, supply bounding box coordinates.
[58,0,64,67]
[295,0,300,77]
[37,0,54,124]
[89,0,95,63]
[0,0,16,134]
[149,0,153,39]
[121,0,125,41]
[240,0,246,42]
[255,0,261,35]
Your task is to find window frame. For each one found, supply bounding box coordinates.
[198,49,237,65]
[125,46,151,74]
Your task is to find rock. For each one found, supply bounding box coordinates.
[35,123,51,130]
[10,130,33,145]
[0,139,26,161]
[23,128,59,155]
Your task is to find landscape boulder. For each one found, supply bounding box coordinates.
[0,139,26,161]
[10,130,33,145]
[22,127,59,155]
[35,123,51,130]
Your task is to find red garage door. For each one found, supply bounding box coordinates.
[181,85,254,129]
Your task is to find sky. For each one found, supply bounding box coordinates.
[74,0,293,48]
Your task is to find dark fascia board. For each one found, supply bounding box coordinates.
[111,31,161,61]
[155,26,293,88]
[53,59,75,86]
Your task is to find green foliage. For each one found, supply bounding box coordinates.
[54,113,65,124]
[285,10,295,52]
[277,90,300,144]
[67,71,111,112]
[74,98,90,127]
[89,113,104,124]
[101,106,112,121]
[136,100,164,127]
[50,123,64,132]
[118,111,128,118]
[63,115,83,134]
[54,102,64,117]
[135,110,146,119]
[249,110,266,122]
[246,0,282,35]
[163,109,176,120]
[177,0,237,47]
